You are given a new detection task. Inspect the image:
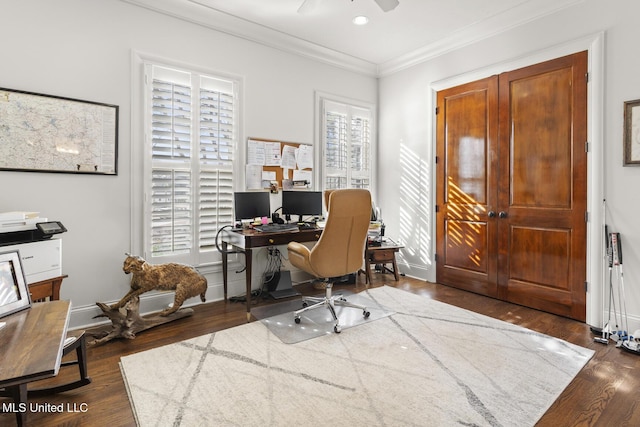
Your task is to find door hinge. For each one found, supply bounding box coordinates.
[435,253,438,262]
[435,156,439,164]
[585,72,589,82]
[435,205,440,213]
[585,281,588,292]
[585,211,589,222]
[435,106,440,115]
[585,141,589,152]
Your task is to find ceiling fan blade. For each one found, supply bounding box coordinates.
[374,0,399,12]
[297,0,323,15]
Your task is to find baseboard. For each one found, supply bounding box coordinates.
[67,262,432,330]
[591,311,640,336]
[68,283,227,330]
[394,261,431,282]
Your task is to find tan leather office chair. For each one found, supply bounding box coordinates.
[323,189,335,211]
[288,188,372,333]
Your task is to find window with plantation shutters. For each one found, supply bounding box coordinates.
[322,99,372,190]
[145,64,237,265]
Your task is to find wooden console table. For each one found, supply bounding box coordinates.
[28,275,67,302]
[0,301,73,427]
[221,227,323,320]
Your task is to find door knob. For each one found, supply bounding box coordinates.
[488,211,496,218]
[499,211,508,218]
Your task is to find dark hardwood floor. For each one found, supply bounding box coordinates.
[2,273,639,426]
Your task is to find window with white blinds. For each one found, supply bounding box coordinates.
[145,64,237,265]
[322,99,372,190]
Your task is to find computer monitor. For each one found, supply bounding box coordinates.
[234,192,271,221]
[282,191,323,223]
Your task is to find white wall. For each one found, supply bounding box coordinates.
[378,0,640,330]
[0,0,376,328]
[4,0,639,333]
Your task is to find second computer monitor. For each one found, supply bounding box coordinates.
[234,191,271,221]
[282,191,323,223]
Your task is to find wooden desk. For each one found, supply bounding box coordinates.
[0,301,70,427]
[363,239,403,283]
[221,227,322,320]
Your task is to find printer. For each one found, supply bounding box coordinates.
[0,212,66,284]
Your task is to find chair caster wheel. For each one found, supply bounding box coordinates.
[295,316,301,324]
[334,325,341,333]
[363,310,370,318]
[302,302,308,308]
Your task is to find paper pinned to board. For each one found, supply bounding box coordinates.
[262,170,276,181]
[247,140,266,165]
[264,142,282,166]
[281,145,297,169]
[296,144,313,169]
[292,169,312,186]
[246,164,263,189]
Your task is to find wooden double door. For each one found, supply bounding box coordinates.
[435,51,587,321]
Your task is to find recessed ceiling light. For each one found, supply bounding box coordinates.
[353,15,369,25]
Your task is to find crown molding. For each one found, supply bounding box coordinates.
[377,0,585,77]
[120,0,378,77]
[122,0,584,79]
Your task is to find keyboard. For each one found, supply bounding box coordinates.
[297,222,316,230]
[254,223,300,233]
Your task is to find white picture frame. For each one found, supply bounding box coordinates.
[0,250,31,319]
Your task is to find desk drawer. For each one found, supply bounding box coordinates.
[248,231,321,247]
[369,249,396,262]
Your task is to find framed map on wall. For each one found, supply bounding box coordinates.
[624,99,640,166]
[0,87,118,175]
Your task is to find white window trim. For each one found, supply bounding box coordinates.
[315,91,377,196]
[130,51,244,267]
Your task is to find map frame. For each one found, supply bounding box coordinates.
[0,87,119,175]
[624,98,640,166]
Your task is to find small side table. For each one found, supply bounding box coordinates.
[362,238,403,283]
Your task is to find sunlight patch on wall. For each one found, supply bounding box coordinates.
[398,143,431,266]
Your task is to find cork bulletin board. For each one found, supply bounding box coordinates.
[246,137,313,190]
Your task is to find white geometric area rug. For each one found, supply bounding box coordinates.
[120,286,594,427]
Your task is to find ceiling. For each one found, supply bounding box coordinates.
[121,0,582,76]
